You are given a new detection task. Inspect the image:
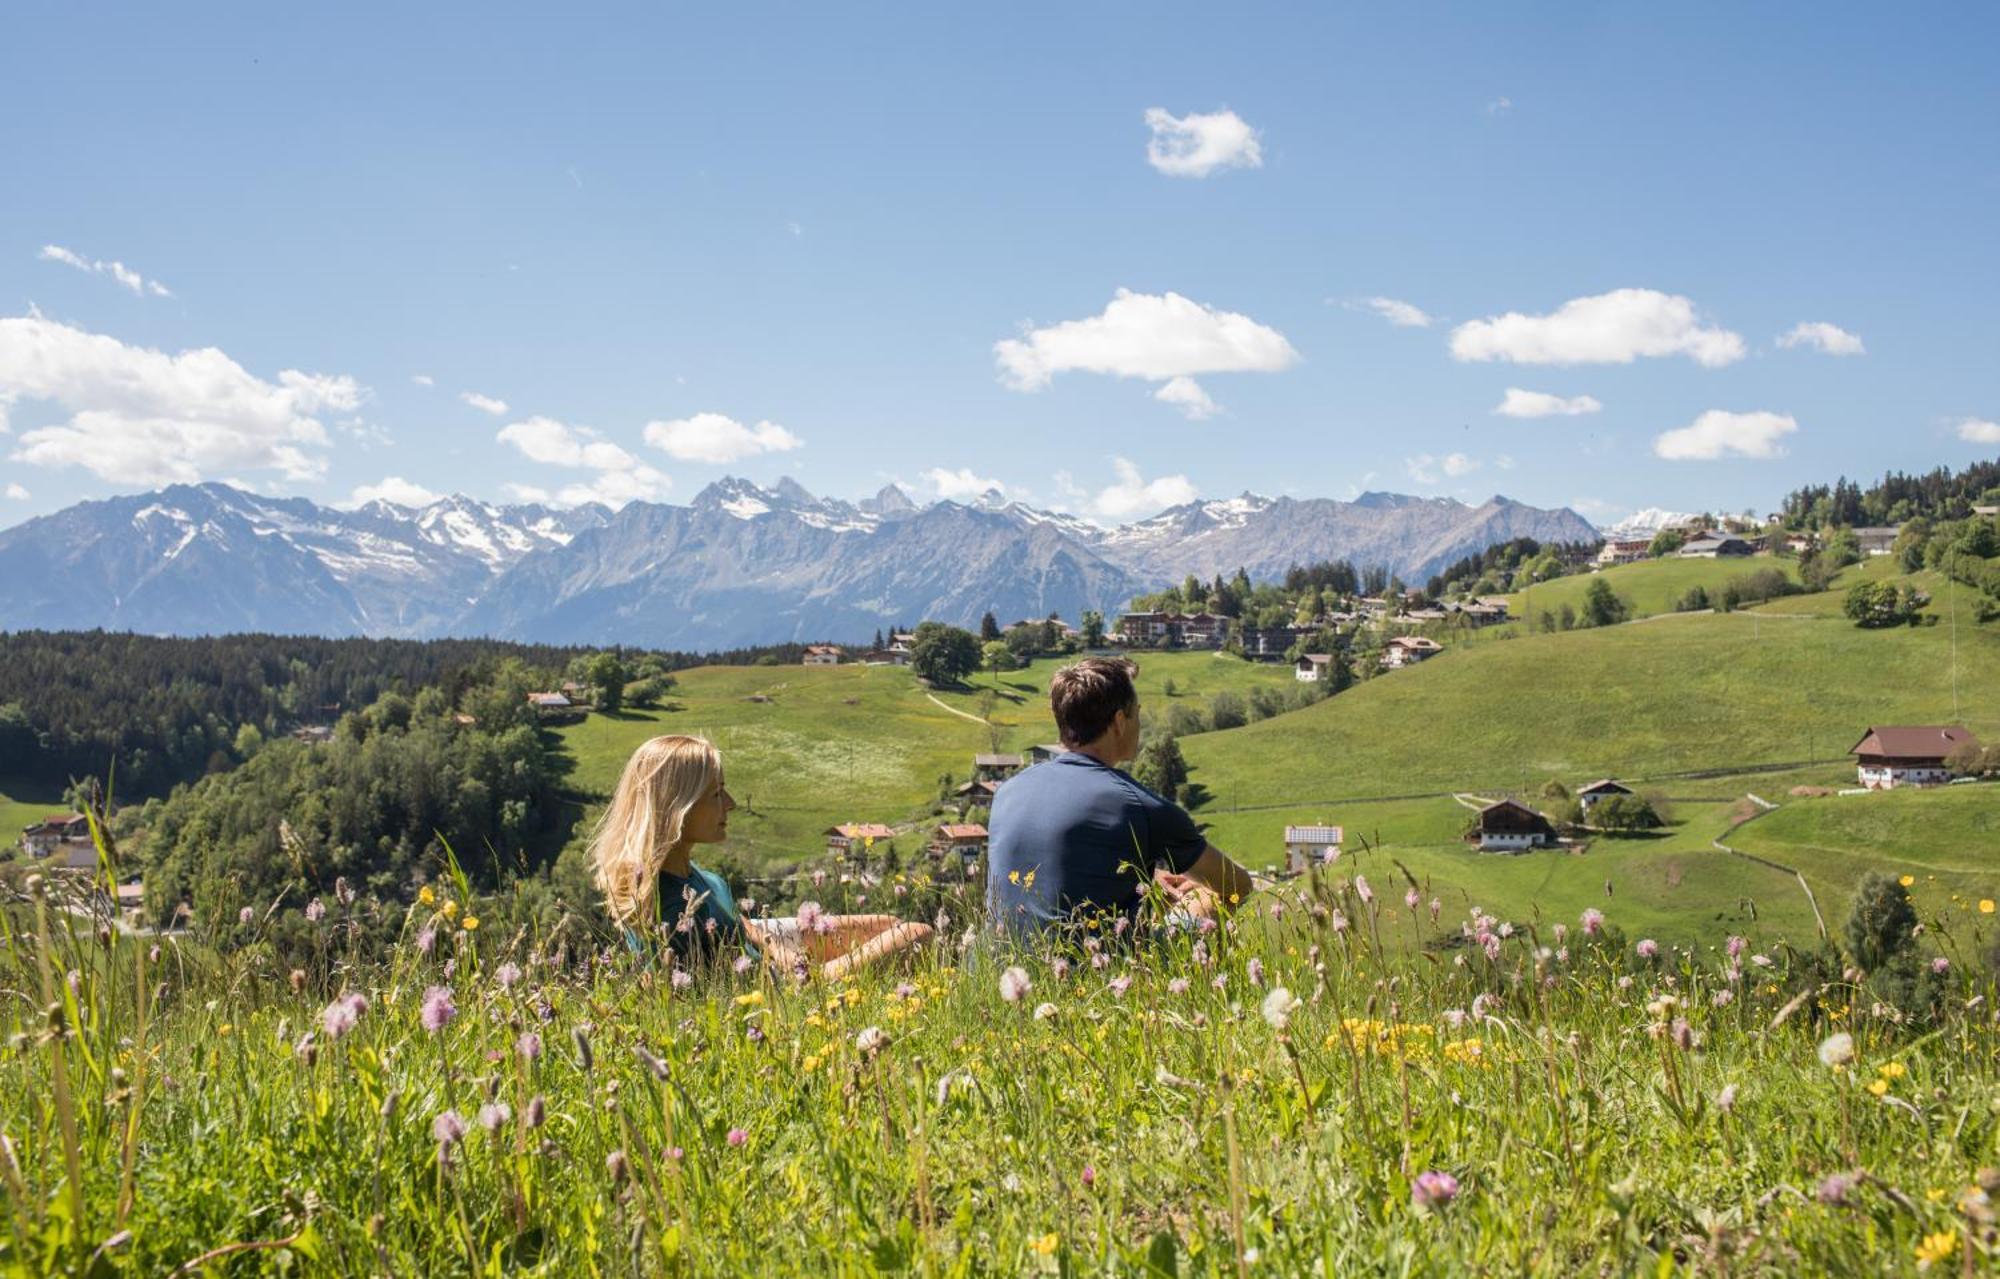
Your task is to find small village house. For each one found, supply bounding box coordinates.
[1381,636,1442,669]
[20,813,91,859]
[1849,725,1981,789]
[824,823,897,860]
[953,779,1001,805]
[1282,824,1343,874]
[1115,611,1171,645]
[1596,538,1652,567]
[1466,799,1558,852]
[526,691,572,719]
[1295,653,1333,682]
[1025,743,1065,765]
[928,823,988,866]
[1853,526,1903,557]
[802,644,844,667]
[1575,779,1635,812]
[1676,533,1754,559]
[972,753,1023,782]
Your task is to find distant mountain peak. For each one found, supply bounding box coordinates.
[859,483,916,516]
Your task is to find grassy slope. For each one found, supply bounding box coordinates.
[1499,554,1800,625]
[1183,596,2000,946]
[551,652,1297,869]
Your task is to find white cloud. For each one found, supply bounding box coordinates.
[923,467,1006,501]
[1485,96,1513,116]
[1958,418,2000,445]
[496,415,667,507]
[1493,388,1603,418]
[411,374,435,387]
[0,314,360,486]
[1406,453,1481,485]
[1653,410,1798,461]
[1361,297,1433,328]
[4,482,27,500]
[1776,321,1865,356]
[343,476,442,509]
[1091,457,1198,519]
[503,482,553,504]
[1450,288,1745,368]
[1153,375,1220,420]
[1143,108,1263,178]
[460,390,509,415]
[39,244,173,297]
[642,412,804,464]
[995,289,1299,398]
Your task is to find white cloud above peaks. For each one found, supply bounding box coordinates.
[343,476,443,509]
[39,245,173,297]
[460,391,509,415]
[496,415,666,507]
[1450,288,1745,368]
[1494,388,1603,418]
[1144,108,1263,178]
[1091,457,1198,519]
[994,289,1299,411]
[923,467,1006,501]
[1653,410,1798,461]
[1776,322,1865,356]
[1405,452,1481,485]
[1958,418,2000,445]
[0,313,359,485]
[643,412,803,463]
[1154,376,1220,420]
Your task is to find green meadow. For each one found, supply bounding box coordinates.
[1499,553,1802,624]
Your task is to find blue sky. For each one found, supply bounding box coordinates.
[3,3,1997,529]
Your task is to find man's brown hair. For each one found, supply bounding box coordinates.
[1049,657,1138,748]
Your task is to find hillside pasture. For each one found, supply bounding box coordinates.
[1498,554,1801,626]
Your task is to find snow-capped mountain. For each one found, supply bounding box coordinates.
[0,477,1599,645]
[1601,507,1702,539]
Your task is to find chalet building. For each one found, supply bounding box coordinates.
[1178,613,1228,648]
[972,753,1023,782]
[526,691,572,718]
[1114,611,1227,649]
[290,724,335,745]
[21,813,91,859]
[1115,611,1170,645]
[1677,534,1754,559]
[1381,636,1442,668]
[802,645,845,666]
[114,881,147,930]
[1282,824,1343,874]
[559,680,590,702]
[1849,725,1981,790]
[1575,779,1635,811]
[1784,533,1816,554]
[1025,743,1065,765]
[861,647,908,666]
[1466,799,1558,853]
[929,823,988,865]
[1584,535,1648,563]
[824,823,897,859]
[954,779,1001,805]
[1241,625,1308,661]
[1854,526,1903,557]
[1295,653,1333,682]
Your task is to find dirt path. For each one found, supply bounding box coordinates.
[925,693,990,725]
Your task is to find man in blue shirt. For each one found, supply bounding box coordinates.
[987,656,1254,936]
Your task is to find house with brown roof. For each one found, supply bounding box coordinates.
[1575,779,1635,812]
[1466,799,1557,852]
[1596,538,1653,567]
[972,753,1023,782]
[1282,824,1342,874]
[526,691,573,719]
[953,779,1001,805]
[21,813,91,859]
[802,644,845,666]
[1381,636,1442,669]
[1854,526,1903,557]
[824,822,897,859]
[1295,653,1333,682]
[929,823,988,865]
[1849,725,1981,789]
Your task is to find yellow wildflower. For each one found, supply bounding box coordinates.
[1029,1234,1059,1257]
[418,885,436,905]
[1899,875,1915,888]
[844,988,862,1007]
[1983,900,1996,915]
[1927,1187,1948,1203]
[1866,1078,1889,1097]
[734,992,764,1008]
[218,1023,233,1036]
[1878,1061,1906,1080]
[440,900,459,920]
[1008,870,1021,885]
[1915,1230,1957,1265]
[461,916,479,932]
[1023,869,1035,888]
[801,1054,822,1072]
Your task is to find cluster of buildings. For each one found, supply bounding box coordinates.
[1597,518,1912,568]
[825,746,1070,867]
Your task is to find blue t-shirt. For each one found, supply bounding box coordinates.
[986,752,1207,934]
[627,863,753,962]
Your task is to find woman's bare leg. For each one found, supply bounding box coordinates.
[819,922,933,980]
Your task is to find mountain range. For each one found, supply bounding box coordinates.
[0,479,1600,647]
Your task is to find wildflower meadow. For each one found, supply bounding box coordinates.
[4,856,2000,1276]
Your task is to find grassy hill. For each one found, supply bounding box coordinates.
[1498,553,1800,625]
[1183,597,2000,945]
[552,651,1299,868]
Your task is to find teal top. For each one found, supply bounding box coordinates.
[625,862,756,962]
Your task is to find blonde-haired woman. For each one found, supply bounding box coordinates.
[590,734,931,977]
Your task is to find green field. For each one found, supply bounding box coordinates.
[1499,553,1800,625]
[1182,594,2000,946]
[552,651,1299,868]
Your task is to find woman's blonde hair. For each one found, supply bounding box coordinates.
[589,734,722,924]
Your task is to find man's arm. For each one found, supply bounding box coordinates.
[1161,843,1254,913]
